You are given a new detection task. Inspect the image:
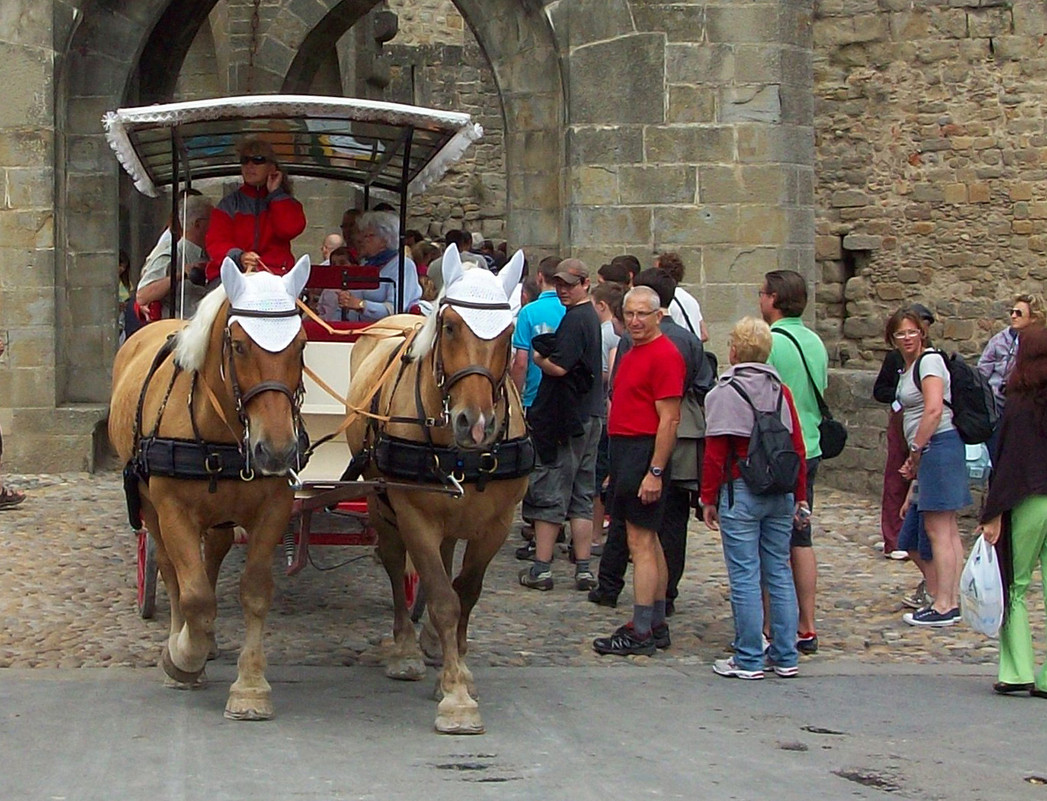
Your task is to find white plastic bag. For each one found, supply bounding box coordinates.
[960,534,1005,637]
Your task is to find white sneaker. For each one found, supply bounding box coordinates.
[713,657,764,680]
[888,549,910,561]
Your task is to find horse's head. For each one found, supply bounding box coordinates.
[220,256,311,475]
[415,246,524,450]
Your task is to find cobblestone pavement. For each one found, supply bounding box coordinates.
[0,472,1040,674]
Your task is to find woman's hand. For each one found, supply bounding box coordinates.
[241,251,261,271]
[978,515,1003,546]
[702,504,720,531]
[266,170,282,194]
[899,453,919,480]
[337,291,363,312]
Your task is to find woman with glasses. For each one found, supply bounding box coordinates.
[205,136,306,281]
[889,307,970,627]
[334,210,422,321]
[978,293,1046,457]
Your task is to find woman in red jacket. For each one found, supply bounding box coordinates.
[205,137,306,280]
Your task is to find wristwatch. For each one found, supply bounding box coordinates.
[909,442,922,454]
[648,466,664,477]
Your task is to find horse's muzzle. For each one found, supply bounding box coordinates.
[453,409,498,450]
[252,439,299,476]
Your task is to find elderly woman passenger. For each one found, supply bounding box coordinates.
[335,210,422,321]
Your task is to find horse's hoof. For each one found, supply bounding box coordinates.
[225,690,274,721]
[435,710,485,735]
[385,658,426,681]
[161,645,205,685]
[163,668,207,690]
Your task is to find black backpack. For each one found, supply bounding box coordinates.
[727,381,801,496]
[914,350,998,445]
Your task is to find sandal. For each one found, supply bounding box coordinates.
[993,681,1033,695]
[0,486,26,509]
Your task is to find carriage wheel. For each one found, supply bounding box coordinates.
[137,529,158,619]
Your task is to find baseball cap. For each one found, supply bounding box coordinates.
[910,303,935,325]
[552,258,589,285]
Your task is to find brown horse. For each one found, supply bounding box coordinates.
[345,246,531,734]
[109,257,310,720]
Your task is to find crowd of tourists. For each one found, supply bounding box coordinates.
[7,133,1046,696]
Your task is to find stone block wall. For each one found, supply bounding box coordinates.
[814,0,1047,369]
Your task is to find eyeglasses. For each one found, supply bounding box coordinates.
[240,155,269,165]
[892,330,921,341]
[1010,308,1024,318]
[623,309,659,321]
[757,289,770,297]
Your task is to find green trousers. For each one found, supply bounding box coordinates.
[998,494,1047,690]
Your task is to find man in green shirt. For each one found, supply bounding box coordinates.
[760,270,829,655]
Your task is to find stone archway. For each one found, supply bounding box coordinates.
[55,0,565,410]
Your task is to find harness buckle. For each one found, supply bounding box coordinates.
[204,452,224,474]
[478,452,499,474]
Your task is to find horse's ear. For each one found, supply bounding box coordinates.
[220,257,246,299]
[442,243,463,290]
[499,249,525,299]
[283,254,311,299]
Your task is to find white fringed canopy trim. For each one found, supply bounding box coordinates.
[103,94,483,197]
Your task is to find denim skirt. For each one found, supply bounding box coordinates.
[916,429,972,512]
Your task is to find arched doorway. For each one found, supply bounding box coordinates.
[56,0,565,406]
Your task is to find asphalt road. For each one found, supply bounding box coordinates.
[1,663,1043,801]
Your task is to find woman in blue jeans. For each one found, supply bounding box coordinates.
[701,318,809,680]
[889,307,971,626]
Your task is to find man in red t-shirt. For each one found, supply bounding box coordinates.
[593,286,685,656]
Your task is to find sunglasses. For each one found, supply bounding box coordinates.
[892,330,921,341]
[240,155,269,165]
[1009,308,1024,318]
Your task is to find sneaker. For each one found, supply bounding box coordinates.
[652,622,671,650]
[903,606,960,627]
[713,657,764,680]
[587,588,618,608]
[796,632,819,655]
[518,567,553,591]
[766,661,798,678]
[574,570,597,591]
[888,549,910,561]
[902,580,933,610]
[514,541,536,561]
[593,623,656,656]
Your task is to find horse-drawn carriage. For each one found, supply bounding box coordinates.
[104,95,533,733]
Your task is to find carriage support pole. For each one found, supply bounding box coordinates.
[396,128,413,314]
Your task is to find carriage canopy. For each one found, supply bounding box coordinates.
[103,94,483,197]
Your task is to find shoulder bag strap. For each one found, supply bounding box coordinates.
[671,295,697,336]
[772,327,831,419]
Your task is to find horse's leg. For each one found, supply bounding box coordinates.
[203,526,235,659]
[374,498,426,681]
[152,501,214,685]
[224,503,286,721]
[419,538,457,665]
[397,507,483,735]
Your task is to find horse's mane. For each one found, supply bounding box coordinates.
[173,284,228,371]
[406,301,440,362]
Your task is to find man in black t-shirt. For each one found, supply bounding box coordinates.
[520,259,604,592]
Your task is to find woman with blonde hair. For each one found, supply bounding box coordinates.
[701,317,808,680]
